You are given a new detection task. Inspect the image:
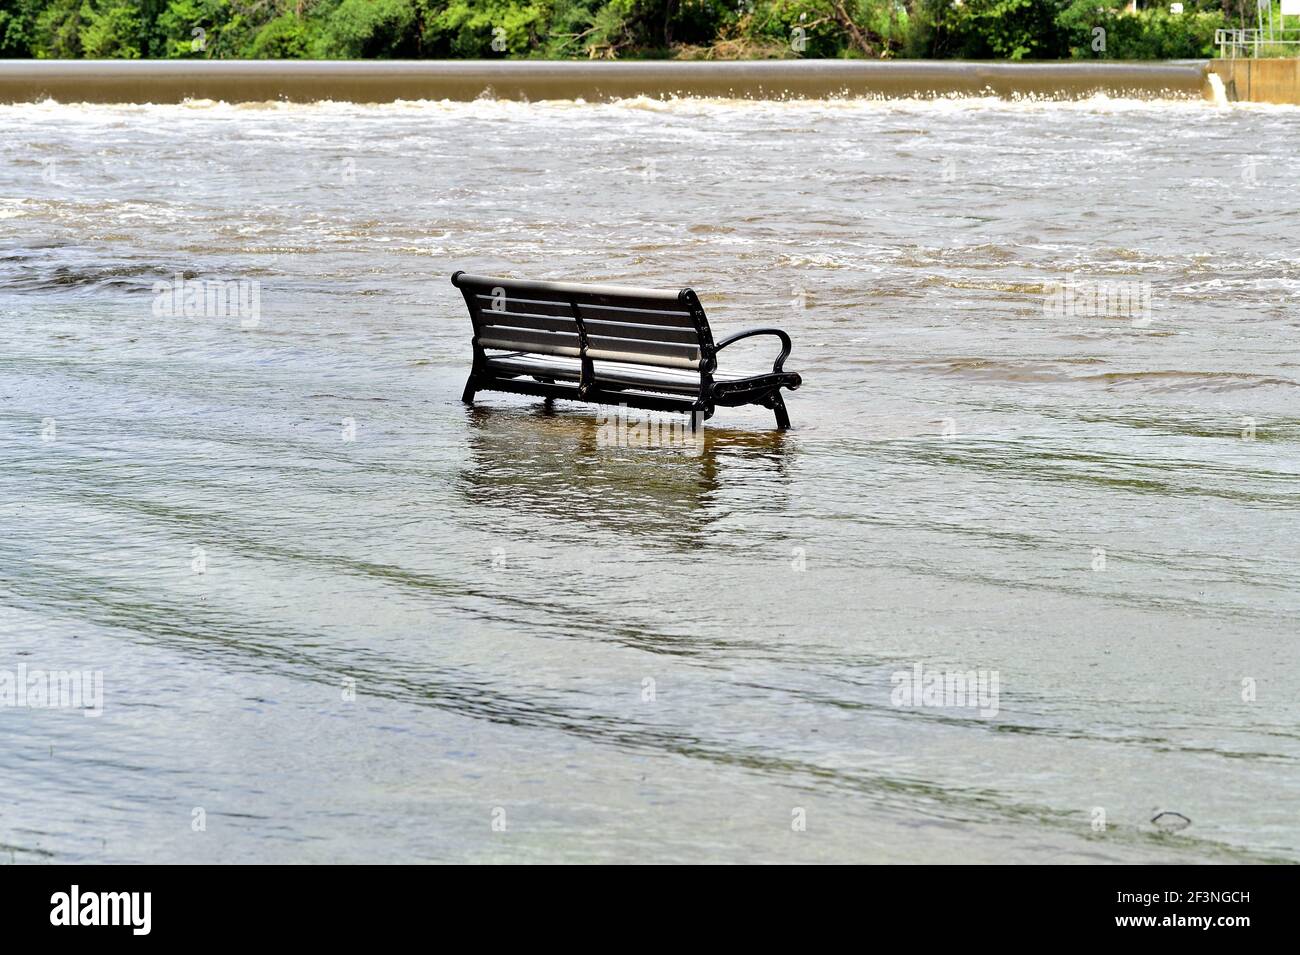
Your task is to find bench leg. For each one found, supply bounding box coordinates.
[461,374,477,405]
[771,392,791,430]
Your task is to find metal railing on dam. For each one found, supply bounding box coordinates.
[0,59,1212,104]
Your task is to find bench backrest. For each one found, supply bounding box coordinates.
[452,272,713,372]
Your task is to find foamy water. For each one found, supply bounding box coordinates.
[1,96,1297,863]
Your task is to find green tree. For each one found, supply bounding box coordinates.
[248,11,311,56]
[0,0,43,56]
[33,0,85,56]
[151,0,239,57]
[0,0,1235,60]
[913,0,1066,59]
[429,1,550,57]
[314,0,420,57]
[1057,0,1224,59]
[79,0,144,56]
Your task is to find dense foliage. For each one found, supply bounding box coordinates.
[0,0,1240,60]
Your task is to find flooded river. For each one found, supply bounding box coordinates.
[1,95,1297,863]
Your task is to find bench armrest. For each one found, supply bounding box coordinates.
[713,328,793,373]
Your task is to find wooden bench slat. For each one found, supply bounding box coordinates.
[478,327,581,357]
[587,344,701,370]
[592,363,702,395]
[473,294,574,319]
[468,286,689,319]
[487,353,703,396]
[581,319,699,345]
[486,354,582,378]
[586,335,700,362]
[480,315,700,346]
[473,292,696,329]
[456,272,682,304]
[478,310,575,333]
[480,311,702,348]
[576,302,696,328]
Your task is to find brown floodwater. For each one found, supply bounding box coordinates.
[0,95,1297,863]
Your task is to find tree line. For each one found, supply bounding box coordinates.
[0,0,1236,60]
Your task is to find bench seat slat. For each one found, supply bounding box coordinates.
[486,354,581,383]
[485,354,705,396]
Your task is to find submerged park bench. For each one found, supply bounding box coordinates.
[452,272,803,429]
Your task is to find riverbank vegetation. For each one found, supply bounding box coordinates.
[0,0,1242,60]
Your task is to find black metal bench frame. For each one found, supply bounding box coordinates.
[452,272,802,429]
